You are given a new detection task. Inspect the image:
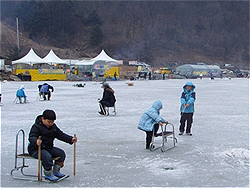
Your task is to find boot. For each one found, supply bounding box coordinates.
[44,169,59,182]
[53,164,65,178]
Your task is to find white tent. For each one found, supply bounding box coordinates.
[91,49,118,63]
[75,59,95,66]
[43,50,68,65]
[12,48,44,65]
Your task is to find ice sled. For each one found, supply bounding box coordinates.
[105,105,117,116]
[10,129,60,182]
[149,123,177,152]
[99,100,117,116]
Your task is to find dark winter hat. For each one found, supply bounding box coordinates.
[101,83,109,88]
[42,110,56,120]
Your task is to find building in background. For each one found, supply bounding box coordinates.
[175,64,221,77]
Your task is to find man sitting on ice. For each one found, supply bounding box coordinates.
[98,83,116,115]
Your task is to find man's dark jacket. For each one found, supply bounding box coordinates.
[101,87,116,105]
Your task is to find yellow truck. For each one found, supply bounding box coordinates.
[154,68,171,74]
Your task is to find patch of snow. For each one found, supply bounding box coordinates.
[217,148,249,167]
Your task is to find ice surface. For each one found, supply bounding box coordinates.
[1,78,249,187]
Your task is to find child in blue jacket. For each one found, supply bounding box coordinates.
[138,101,168,149]
[16,85,27,103]
[179,82,196,136]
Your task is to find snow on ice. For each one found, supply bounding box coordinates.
[0,78,249,187]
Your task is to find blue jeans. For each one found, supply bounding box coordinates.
[31,147,65,171]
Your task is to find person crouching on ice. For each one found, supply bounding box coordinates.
[98,83,116,115]
[28,110,77,182]
[38,83,54,100]
[16,85,27,103]
[179,82,196,136]
[138,101,168,149]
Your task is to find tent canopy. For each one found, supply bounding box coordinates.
[43,50,67,65]
[75,59,95,66]
[91,49,118,63]
[12,48,44,65]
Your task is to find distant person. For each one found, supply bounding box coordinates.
[92,71,96,80]
[220,72,223,79]
[16,85,27,103]
[62,67,66,74]
[38,83,54,100]
[148,71,152,80]
[144,72,147,80]
[185,72,188,79]
[163,73,166,80]
[200,72,203,79]
[138,100,169,149]
[89,72,93,81]
[179,82,196,136]
[114,72,117,81]
[98,83,116,115]
[210,73,214,80]
[0,93,2,104]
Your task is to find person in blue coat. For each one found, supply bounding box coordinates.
[16,85,27,103]
[38,83,54,100]
[179,82,196,136]
[138,100,168,149]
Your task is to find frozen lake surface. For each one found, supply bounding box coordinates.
[1,78,249,187]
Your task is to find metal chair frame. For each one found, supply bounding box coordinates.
[10,129,59,182]
[149,123,177,152]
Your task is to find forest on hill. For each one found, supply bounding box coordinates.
[1,1,249,68]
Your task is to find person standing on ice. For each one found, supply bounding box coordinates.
[16,85,27,103]
[179,82,196,136]
[28,110,77,182]
[200,72,203,79]
[138,101,168,149]
[38,83,54,100]
[114,72,117,81]
[98,83,116,115]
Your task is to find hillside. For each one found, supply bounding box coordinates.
[1,1,249,68]
[0,22,80,63]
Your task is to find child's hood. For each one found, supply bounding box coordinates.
[152,100,163,110]
[183,81,195,92]
[19,85,25,90]
[35,115,43,125]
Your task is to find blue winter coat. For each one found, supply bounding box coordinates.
[16,88,26,97]
[138,101,166,132]
[180,82,196,113]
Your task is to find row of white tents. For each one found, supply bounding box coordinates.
[12,48,118,66]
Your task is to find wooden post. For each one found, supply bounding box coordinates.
[73,134,76,177]
[38,136,41,182]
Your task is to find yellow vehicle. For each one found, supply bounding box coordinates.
[154,68,171,74]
